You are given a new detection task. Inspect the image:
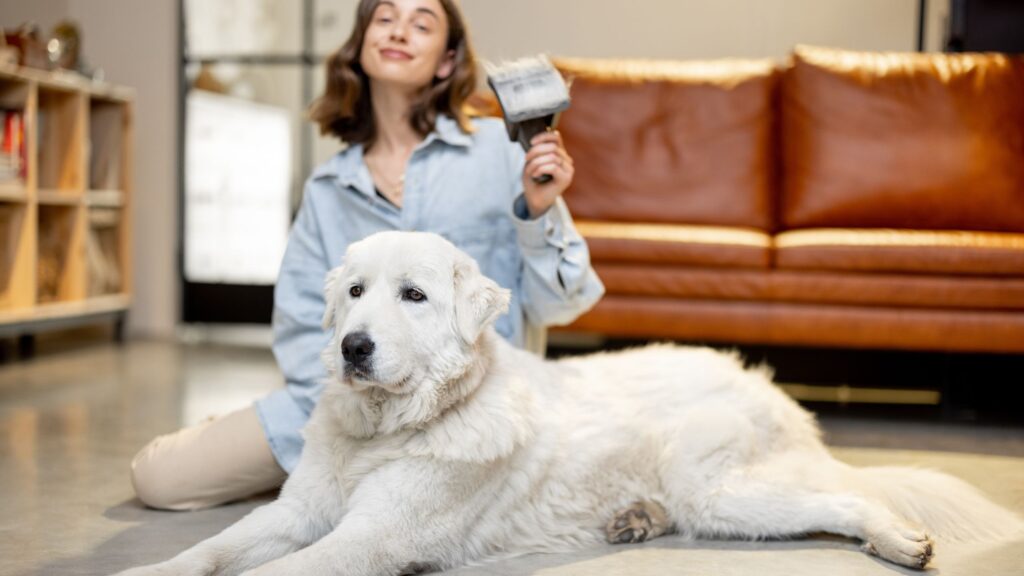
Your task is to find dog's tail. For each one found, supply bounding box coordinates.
[851,465,1023,542]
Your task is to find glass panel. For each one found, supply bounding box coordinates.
[184,65,304,285]
[185,0,303,57]
[314,0,358,57]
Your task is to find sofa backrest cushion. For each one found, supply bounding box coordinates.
[554,58,779,231]
[781,45,1024,233]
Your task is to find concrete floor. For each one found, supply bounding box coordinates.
[2,339,1023,576]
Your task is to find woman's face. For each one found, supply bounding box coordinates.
[359,0,455,91]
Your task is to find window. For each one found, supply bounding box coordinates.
[180,0,352,323]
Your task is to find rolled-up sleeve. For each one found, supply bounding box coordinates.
[510,188,605,327]
[501,134,604,327]
[256,181,331,472]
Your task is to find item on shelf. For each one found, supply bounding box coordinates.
[89,105,122,190]
[48,20,98,79]
[88,207,119,227]
[34,106,49,186]
[86,216,121,296]
[3,24,51,70]
[47,21,81,71]
[37,209,72,303]
[0,109,26,183]
[0,35,17,68]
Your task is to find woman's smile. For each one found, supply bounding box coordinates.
[380,48,414,60]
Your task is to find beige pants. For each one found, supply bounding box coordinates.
[130,405,287,511]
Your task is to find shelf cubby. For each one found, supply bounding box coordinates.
[37,204,86,304]
[89,97,128,191]
[86,207,124,297]
[0,202,36,311]
[37,86,85,196]
[0,74,31,194]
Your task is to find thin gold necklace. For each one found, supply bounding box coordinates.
[366,156,405,202]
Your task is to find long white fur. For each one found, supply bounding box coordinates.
[117,231,1022,576]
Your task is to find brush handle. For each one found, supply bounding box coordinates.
[517,117,556,184]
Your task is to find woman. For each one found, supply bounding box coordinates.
[130,0,604,510]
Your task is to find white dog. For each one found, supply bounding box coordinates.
[119,231,1021,576]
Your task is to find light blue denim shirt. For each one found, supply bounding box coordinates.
[256,114,605,472]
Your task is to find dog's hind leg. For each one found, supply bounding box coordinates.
[656,423,933,570]
[673,467,934,570]
[605,500,671,544]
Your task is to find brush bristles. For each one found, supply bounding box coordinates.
[486,55,570,122]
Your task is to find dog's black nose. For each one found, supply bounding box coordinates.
[341,332,375,364]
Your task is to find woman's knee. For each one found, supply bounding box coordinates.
[128,406,286,511]
[130,436,197,510]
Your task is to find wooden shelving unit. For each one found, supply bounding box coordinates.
[0,65,133,344]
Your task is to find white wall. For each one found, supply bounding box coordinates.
[0,0,69,36]
[461,0,919,61]
[65,0,180,339]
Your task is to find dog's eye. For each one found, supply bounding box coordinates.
[349,285,363,298]
[403,288,426,302]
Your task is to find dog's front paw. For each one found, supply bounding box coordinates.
[862,521,935,570]
[605,500,670,544]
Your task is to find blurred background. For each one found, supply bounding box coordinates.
[0,0,972,339]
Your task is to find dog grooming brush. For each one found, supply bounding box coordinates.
[485,55,570,184]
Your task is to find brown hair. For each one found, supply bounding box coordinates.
[308,0,478,146]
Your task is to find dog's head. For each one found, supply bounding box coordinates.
[321,231,511,396]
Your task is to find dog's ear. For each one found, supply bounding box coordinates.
[322,265,345,330]
[453,254,511,345]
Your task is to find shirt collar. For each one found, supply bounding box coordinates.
[316,114,473,193]
[426,114,473,148]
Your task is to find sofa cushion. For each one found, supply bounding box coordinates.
[576,220,771,268]
[555,58,778,231]
[593,264,1024,311]
[564,297,1024,353]
[775,228,1024,276]
[781,45,1024,232]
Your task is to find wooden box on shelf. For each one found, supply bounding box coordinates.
[0,65,133,340]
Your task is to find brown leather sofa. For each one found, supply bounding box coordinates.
[550,46,1024,353]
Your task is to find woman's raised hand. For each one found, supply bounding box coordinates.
[522,130,575,218]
